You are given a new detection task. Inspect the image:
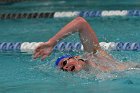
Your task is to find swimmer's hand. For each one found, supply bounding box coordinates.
[33,41,54,61]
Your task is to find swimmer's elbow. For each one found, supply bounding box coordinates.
[75,17,88,24]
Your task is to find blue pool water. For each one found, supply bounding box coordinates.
[1,0,140,92]
[0,16,140,93]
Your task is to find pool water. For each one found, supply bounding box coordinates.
[1,16,140,93]
[1,0,140,12]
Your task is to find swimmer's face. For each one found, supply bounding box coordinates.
[58,57,85,72]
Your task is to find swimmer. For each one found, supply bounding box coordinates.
[33,17,138,73]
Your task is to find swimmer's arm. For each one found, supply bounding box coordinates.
[34,17,113,60]
[49,17,113,59]
[49,17,99,52]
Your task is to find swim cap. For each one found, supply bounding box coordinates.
[55,55,72,66]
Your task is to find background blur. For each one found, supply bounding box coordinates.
[0,0,140,13]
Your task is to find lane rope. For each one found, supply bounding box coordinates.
[0,10,140,19]
[0,42,140,54]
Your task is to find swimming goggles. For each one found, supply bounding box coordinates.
[56,56,85,72]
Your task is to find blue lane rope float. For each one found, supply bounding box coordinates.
[0,10,140,19]
[0,42,21,52]
[0,42,140,54]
